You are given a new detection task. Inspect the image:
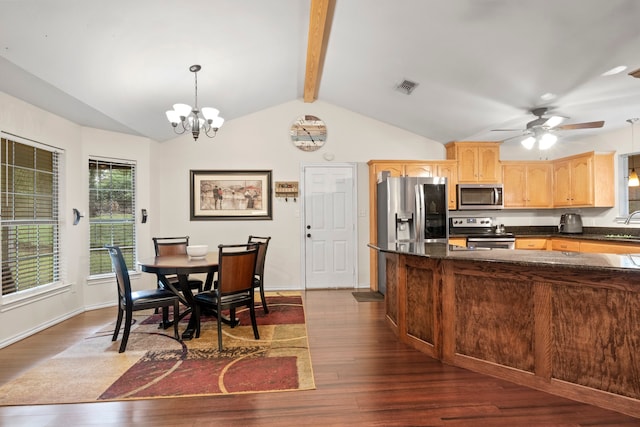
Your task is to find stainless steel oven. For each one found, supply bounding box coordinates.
[450,216,515,249]
[466,235,515,250]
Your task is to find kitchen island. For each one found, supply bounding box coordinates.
[371,242,640,418]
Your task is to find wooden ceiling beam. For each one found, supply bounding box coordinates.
[303,0,335,103]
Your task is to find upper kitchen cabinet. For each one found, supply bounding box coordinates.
[552,151,614,207]
[502,161,553,208]
[368,160,458,210]
[369,161,405,179]
[445,142,501,183]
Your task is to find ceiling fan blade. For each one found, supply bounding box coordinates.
[556,121,604,130]
[501,133,530,143]
[526,117,548,129]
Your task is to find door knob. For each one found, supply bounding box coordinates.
[306,225,311,229]
[307,233,311,238]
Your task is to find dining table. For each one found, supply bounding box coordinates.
[138,251,234,340]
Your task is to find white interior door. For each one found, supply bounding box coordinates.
[302,164,357,289]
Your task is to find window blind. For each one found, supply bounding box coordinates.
[1,136,60,295]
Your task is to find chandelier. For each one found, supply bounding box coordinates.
[165,65,224,141]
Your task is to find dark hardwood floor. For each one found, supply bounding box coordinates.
[0,289,638,426]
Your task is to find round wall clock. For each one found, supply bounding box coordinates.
[290,115,327,152]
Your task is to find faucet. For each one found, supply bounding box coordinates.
[625,210,640,224]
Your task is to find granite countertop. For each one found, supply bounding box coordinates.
[369,241,640,272]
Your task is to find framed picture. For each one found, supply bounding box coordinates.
[190,170,273,220]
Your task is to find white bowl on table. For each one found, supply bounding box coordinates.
[186,245,208,259]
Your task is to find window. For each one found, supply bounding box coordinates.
[1,135,60,295]
[89,159,136,276]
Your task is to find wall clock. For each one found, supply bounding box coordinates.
[290,115,326,152]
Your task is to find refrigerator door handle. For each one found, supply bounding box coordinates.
[415,184,424,241]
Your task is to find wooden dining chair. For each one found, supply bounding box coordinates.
[105,245,179,353]
[152,236,204,293]
[193,243,260,351]
[247,235,271,313]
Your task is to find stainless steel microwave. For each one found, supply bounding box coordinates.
[457,184,504,210]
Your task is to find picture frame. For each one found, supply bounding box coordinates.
[190,170,273,220]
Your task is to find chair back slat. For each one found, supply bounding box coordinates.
[105,245,132,305]
[248,235,270,275]
[153,236,190,256]
[217,244,259,295]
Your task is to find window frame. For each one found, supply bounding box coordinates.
[0,132,64,303]
[88,157,137,278]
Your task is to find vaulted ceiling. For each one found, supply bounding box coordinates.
[1,0,640,146]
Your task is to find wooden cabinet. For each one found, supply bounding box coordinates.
[502,161,553,208]
[551,238,581,252]
[369,161,405,179]
[579,240,640,254]
[552,152,614,207]
[515,237,549,250]
[448,237,466,247]
[405,162,458,211]
[445,141,501,183]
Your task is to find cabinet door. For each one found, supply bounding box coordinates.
[551,239,580,252]
[553,160,572,206]
[570,155,594,206]
[579,241,640,254]
[477,146,500,182]
[526,163,553,208]
[437,163,458,210]
[502,164,527,207]
[457,146,478,182]
[405,163,435,177]
[449,237,466,247]
[515,238,548,250]
[373,163,404,177]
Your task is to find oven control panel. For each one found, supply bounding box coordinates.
[450,216,494,229]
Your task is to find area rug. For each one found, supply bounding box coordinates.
[352,291,384,302]
[0,293,315,405]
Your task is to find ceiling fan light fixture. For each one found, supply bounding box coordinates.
[544,116,564,128]
[521,136,535,150]
[539,133,558,150]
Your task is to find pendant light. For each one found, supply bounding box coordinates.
[628,118,639,187]
[166,65,224,141]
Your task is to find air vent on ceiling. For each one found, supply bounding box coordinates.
[396,79,419,95]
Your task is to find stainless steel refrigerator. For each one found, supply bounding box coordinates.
[376,174,448,293]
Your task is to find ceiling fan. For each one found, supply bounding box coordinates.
[492,107,605,150]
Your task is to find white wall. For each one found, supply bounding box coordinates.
[0,91,154,346]
[150,99,445,290]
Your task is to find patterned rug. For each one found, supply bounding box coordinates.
[0,293,315,405]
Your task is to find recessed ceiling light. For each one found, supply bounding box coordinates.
[602,65,627,76]
[540,92,556,101]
